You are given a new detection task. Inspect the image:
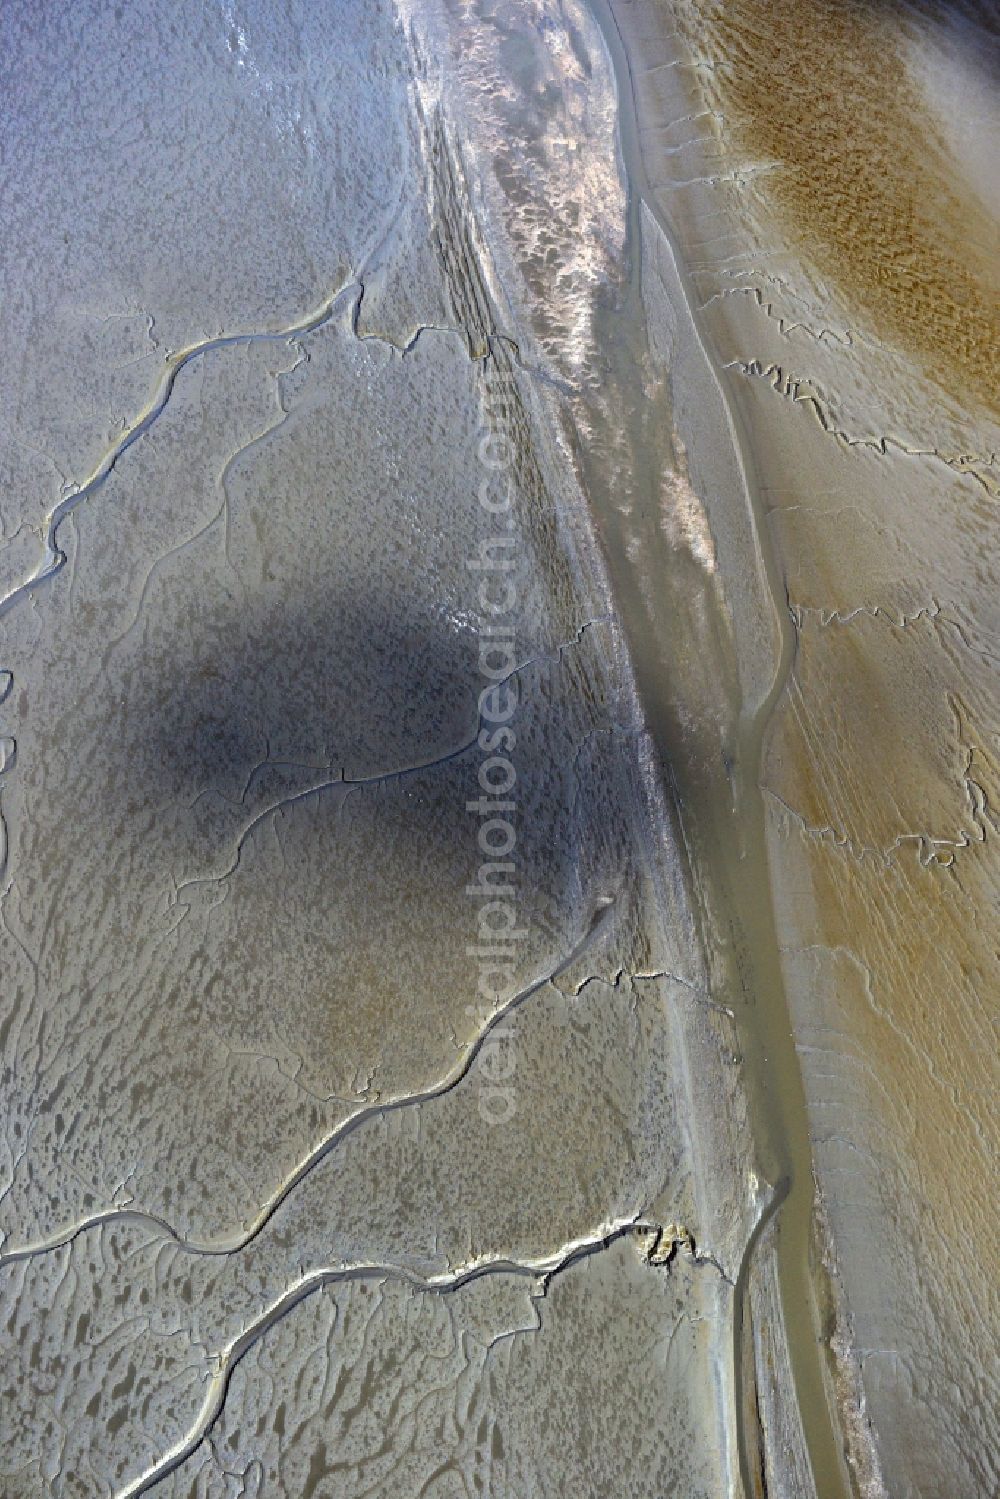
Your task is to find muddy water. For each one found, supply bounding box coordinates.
[583,4,1000,1497]
[581,3,852,1494]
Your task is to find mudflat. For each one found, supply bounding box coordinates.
[0,2,995,1496]
[601,2,998,1495]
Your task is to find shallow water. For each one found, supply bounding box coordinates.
[604,3,999,1495]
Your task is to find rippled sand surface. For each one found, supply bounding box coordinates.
[679,0,999,411]
[607,1,999,1494]
[2,1,996,1495]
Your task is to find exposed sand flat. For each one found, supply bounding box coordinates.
[600,1,999,1494]
[673,0,999,415]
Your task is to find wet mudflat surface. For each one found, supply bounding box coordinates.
[602,2,999,1496]
[2,2,996,1497]
[1,2,759,1495]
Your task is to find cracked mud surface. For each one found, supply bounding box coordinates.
[2,1,996,1496]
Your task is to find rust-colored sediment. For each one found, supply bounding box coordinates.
[686,0,1000,413]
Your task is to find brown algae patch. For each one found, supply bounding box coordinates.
[681,0,1000,414]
